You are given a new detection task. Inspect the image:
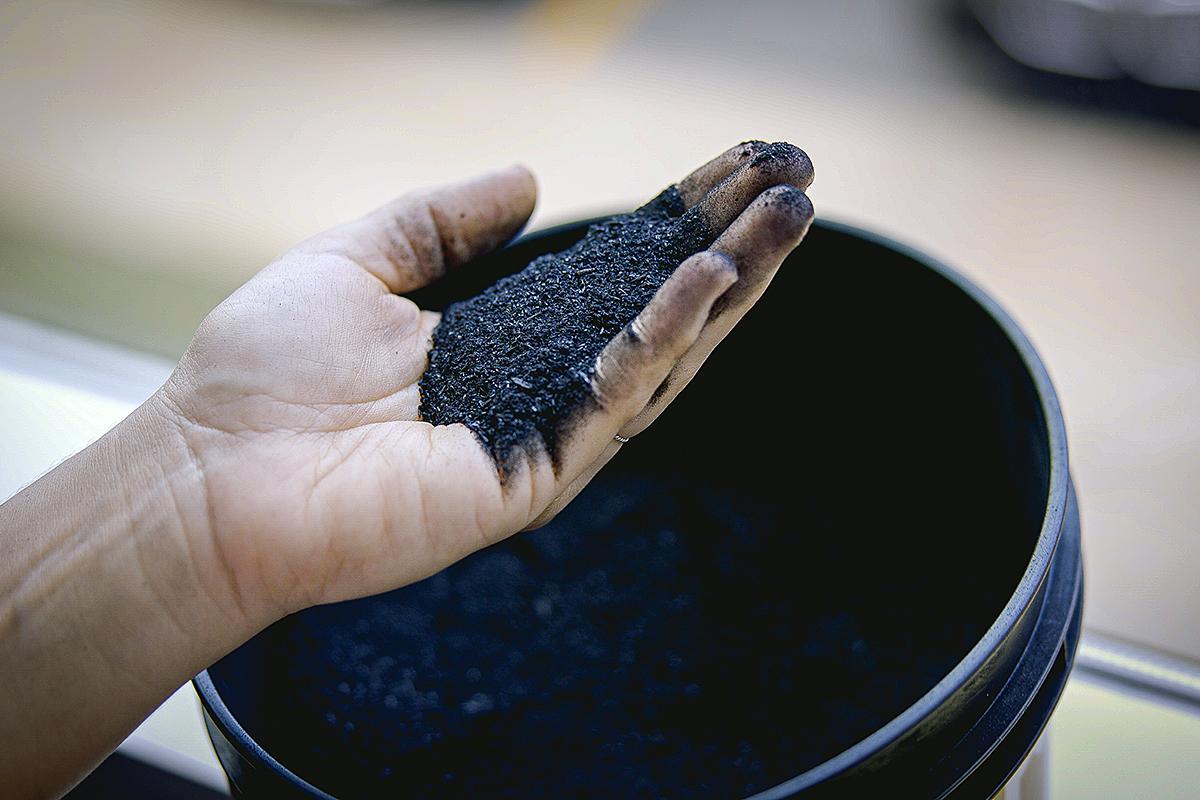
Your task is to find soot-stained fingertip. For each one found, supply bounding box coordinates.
[685,250,740,299]
[647,251,738,339]
[755,142,814,190]
[762,184,815,226]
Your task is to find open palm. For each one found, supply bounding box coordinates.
[159,144,813,620]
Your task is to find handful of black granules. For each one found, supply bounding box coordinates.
[418,186,713,470]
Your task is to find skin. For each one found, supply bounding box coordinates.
[0,141,813,798]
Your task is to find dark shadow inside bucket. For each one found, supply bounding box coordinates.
[205,222,1051,799]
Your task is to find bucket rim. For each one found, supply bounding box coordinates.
[745,217,1071,797]
[194,669,336,799]
[193,216,1071,799]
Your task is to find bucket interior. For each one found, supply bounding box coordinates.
[205,222,1052,799]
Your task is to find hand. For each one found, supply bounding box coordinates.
[0,144,812,797]
[158,142,814,621]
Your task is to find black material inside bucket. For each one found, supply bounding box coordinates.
[207,223,1051,799]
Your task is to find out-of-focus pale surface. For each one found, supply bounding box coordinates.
[0,369,130,499]
[1,0,1197,667]
[1051,677,1200,798]
[0,314,170,500]
[121,685,228,792]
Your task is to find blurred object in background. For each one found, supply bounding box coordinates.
[969,0,1200,88]
[961,0,1200,125]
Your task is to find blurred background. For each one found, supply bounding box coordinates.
[2,0,1198,797]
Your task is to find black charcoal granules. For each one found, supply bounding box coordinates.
[263,473,986,799]
[418,187,713,471]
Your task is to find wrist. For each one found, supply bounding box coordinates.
[0,392,265,795]
[124,391,274,640]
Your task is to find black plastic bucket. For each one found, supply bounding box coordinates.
[194,219,1082,799]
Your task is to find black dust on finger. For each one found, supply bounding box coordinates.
[745,141,814,188]
[418,186,714,475]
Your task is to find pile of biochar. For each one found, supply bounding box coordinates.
[263,472,986,799]
[418,186,713,469]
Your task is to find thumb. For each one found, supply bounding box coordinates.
[299,165,538,294]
